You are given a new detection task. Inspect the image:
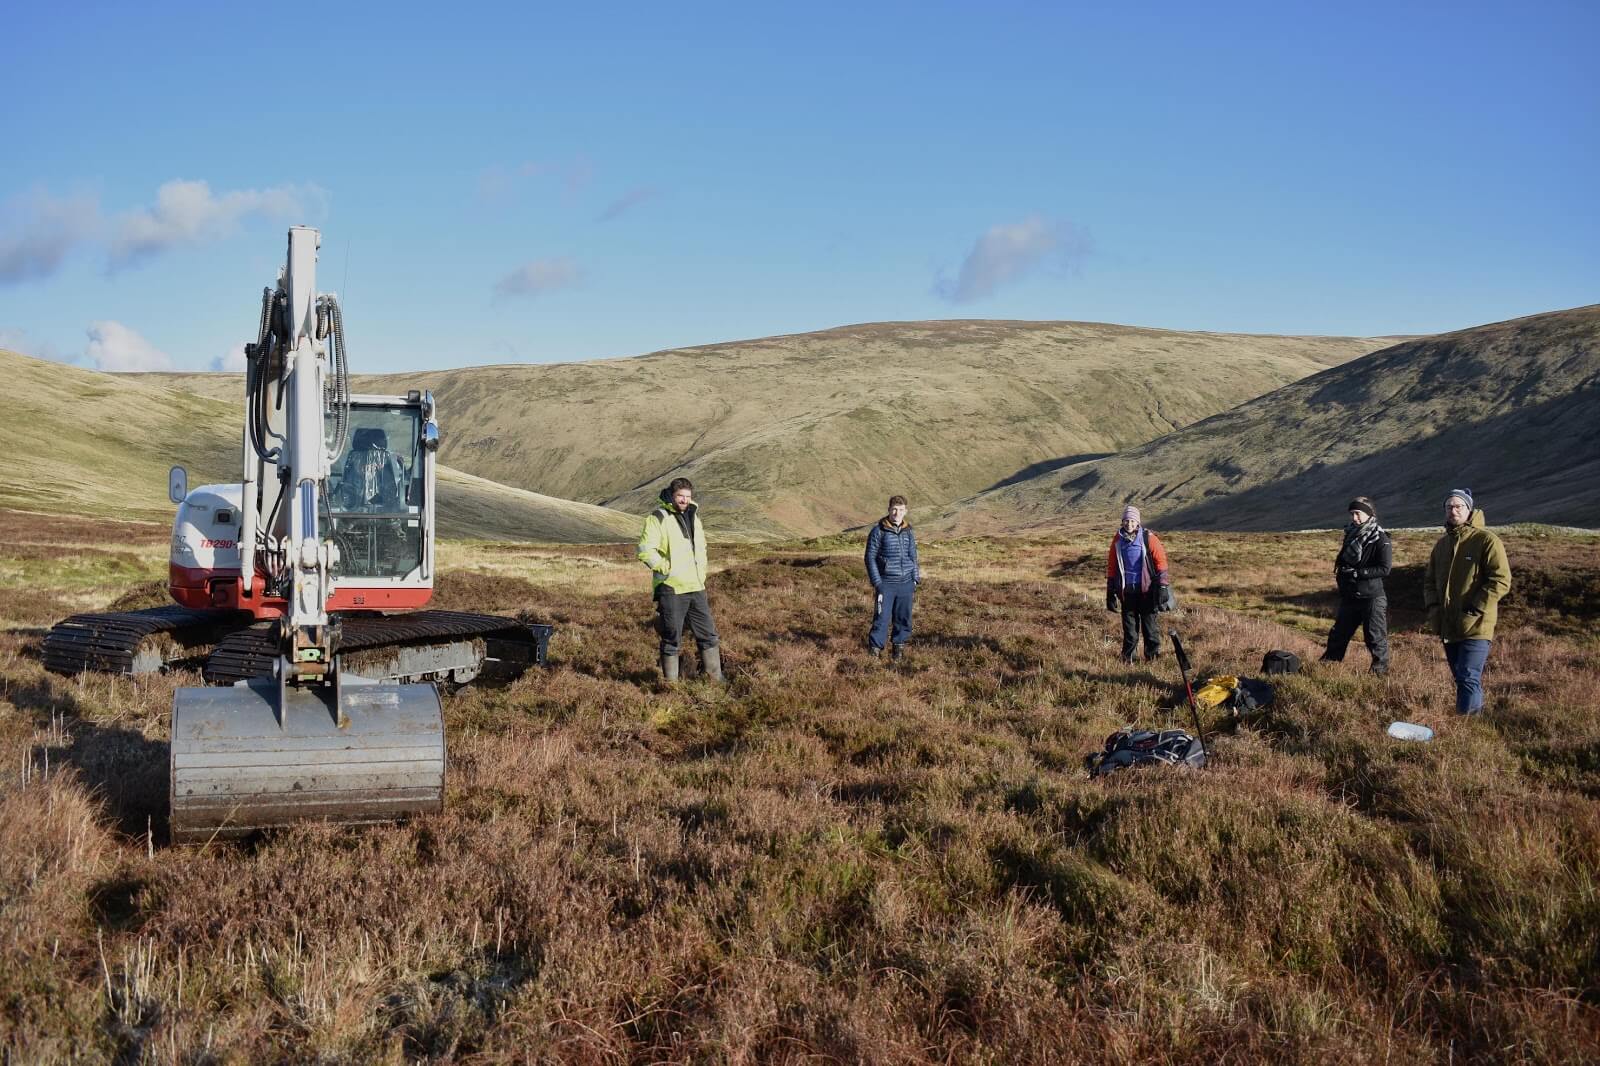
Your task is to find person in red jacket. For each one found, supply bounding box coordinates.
[1106,505,1172,662]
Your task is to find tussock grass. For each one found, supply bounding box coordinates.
[1,515,1597,1062]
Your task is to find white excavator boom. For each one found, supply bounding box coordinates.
[169,227,445,844]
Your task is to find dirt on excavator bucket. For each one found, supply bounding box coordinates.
[169,680,444,844]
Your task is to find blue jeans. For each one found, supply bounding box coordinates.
[1443,639,1491,715]
[869,581,915,650]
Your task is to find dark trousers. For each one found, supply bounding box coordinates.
[869,581,915,650]
[1444,639,1491,715]
[1324,593,1389,670]
[1120,590,1161,660]
[655,588,719,656]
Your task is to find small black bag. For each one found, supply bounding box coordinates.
[1230,677,1276,714]
[1086,728,1206,777]
[1262,650,1300,675]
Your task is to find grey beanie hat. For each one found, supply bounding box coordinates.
[1445,488,1474,512]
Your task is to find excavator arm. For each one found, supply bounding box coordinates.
[169,227,446,843]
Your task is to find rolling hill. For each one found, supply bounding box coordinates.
[0,350,636,542]
[149,320,1393,536]
[1,349,239,521]
[938,305,1600,533]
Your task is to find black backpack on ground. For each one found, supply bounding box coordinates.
[1231,677,1276,713]
[1086,729,1206,777]
[1262,650,1300,675]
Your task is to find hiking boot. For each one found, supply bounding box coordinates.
[868,646,882,659]
[701,646,725,683]
[659,653,680,683]
[891,644,905,662]
[1371,662,1389,677]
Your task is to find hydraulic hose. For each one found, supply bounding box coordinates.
[247,287,285,464]
[318,295,351,462]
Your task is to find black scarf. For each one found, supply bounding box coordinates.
[1337,516,1383,570]
[670,503,697,542]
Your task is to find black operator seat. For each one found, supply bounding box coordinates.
[340,427,408,512]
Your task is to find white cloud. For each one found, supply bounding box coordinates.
[210,342,248,372]
[596,185,659,222]
[84,320,174,372]
[492,258,583,302]
[1,179,328,284]
[0,188,101,284]
[935,215,1093,304]
[109,179,323,269]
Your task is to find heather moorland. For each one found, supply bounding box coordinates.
[3,508,1597,1063]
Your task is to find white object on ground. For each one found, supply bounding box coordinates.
[1387,721,1434,742]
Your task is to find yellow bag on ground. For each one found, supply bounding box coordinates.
[1193,675,1240,710]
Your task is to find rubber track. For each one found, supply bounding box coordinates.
[203,610,553,684]
[43,606,250,676]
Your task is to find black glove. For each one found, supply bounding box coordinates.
[1106,590,1119,612]
[1157,585,1175,612]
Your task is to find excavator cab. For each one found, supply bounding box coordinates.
[327,400,431,581]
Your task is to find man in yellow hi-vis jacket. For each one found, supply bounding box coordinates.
[637,477,722,682]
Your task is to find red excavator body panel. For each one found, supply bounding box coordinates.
[170,563,433,617]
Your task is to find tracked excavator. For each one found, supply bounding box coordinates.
[44,226,552,842]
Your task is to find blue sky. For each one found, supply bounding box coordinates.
[2,0,1595,372]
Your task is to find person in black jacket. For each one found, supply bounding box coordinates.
[1320,496,1392,675]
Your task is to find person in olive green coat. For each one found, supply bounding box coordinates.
[1423,489,1512,715]
[637,476,722,682]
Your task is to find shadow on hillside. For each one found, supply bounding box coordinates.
[1049,552,1100,578]
[6,674,169,840]
[986,453,1111,493]
[1257,564,1431,632]
[565,658,662,687]
[1146,391,1600,531]
[67,724,169,840]
[1257,589,1427,633]
[6,675,85,719]
[761,627,834,646]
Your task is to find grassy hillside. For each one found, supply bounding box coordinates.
[0,350,634,543]
[0,349,239,521]
[148,321,1391,537]
[3,511,1597,1062]
[941,306,1600,533]
[435,466,637,543]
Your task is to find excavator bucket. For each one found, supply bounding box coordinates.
[169,679,444,844]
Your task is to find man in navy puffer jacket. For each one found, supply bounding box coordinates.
[865,495,921,660]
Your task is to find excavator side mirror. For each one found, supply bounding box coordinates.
[421,421,440,452]
[169,465,188,504]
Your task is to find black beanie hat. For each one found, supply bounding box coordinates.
[1347,496,1376,518]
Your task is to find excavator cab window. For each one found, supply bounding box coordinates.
[327,405,424,579]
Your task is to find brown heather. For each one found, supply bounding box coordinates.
[2,509,1598,1063]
